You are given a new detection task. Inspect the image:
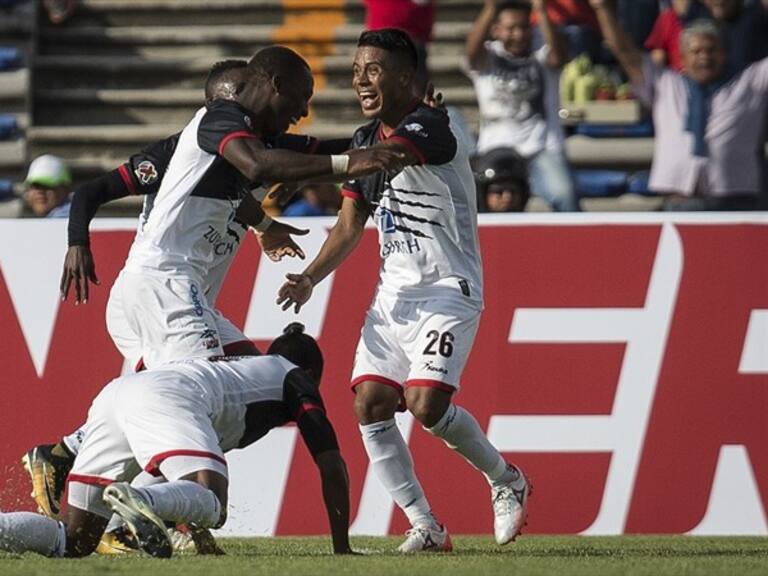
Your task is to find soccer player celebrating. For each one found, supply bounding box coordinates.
[277,29,531,552]
[0,324,354,558]
[22,50,399,524]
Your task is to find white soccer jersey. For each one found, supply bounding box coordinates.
[124,101,259,283]
[342,103,483,305]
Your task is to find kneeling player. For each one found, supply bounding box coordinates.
[0,324,353,557]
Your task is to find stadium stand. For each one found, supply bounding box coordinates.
[16,0,764,213]
[0,0,32,217]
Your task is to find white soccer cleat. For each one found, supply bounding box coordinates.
[103,482,172,558]
[397,523,453,553]
[492,465,531,545]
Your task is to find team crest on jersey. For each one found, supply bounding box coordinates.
[377,208,396,234]
[405,123,428,138]
[134,160,158,185]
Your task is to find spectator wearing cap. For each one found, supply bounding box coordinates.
[24,154,73,218]
[473,147,531,212]
[591,0,768,210]
[466,0,580,212]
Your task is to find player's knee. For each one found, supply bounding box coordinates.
[405,388,451,428]
[353,384,399,424]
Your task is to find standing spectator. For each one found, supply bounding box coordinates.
[700,0,768,75]
[590,0,768,210]
[364,0,434,95]
[645,0,709,71]
[466,0,579,211]
[23,154,73,218]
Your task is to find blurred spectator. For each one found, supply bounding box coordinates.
[282,183,342,217]
[700,0,768,75]
[646,0,709,70]
[473,147,531,212]
[614,0,659,48]
[364,0,434,95]
[591,0,768,210]
[465,0,579,211]
[530,0,603,60]
[43,0,76,24]
[23,154,73,218]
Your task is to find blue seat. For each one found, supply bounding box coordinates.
[575,120,654,139]
[0,179,14,200]
[0,115,17,139]
[575,170,628,198]
[628,171,654,196]
[0,47,22,70]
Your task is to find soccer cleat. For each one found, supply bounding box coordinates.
[103,482,172,559]
[21,443,74,518]
[492,464,531,545]
[95,526,139,555]
[397,523,453,553]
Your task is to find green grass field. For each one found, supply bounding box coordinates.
[1,536,767,576]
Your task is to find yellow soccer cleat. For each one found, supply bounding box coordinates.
[21,443,74,519]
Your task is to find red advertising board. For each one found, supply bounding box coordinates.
[0,215,766,536]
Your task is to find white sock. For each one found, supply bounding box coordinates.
[136,480,222,528]
[427,404,518,487]
[62,425,87,456]
[107,471,167,533]
[0,512,65,556]
[359,419,436,528]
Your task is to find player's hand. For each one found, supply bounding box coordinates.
[256,220,309,262]
[424,82,445,110]
[268,181,305,207]
[60,245,100,304]
[347,147,407,179]
[276,273,314,313]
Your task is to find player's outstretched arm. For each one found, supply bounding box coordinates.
[61,170,134,304]
[236,193,309,261]
[315,449,355,554]
[221,138,406,185]
[276,196,367,313]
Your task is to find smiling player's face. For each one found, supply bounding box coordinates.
[352,46,410,121]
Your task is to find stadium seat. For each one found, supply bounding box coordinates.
[0,115,18,140]
[628,170,653,196]
[575,170,628,198]
[575,120,654,139]
[0,179,14,200]
[0,47,23,70]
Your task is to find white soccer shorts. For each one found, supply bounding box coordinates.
[67,372,227,518]
[350,290,481,395]
[107,269,242,369]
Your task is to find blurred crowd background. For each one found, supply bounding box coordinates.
[0,0,766,217]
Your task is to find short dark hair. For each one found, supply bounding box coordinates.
[205,59,247,102]
[357,28,418,71]
[495,1,532,19]
[247,45,311,82]
[267,322,324,384]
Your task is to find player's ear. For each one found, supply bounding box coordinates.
[270,74,282,94]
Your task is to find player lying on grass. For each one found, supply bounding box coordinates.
[1,323,353,558]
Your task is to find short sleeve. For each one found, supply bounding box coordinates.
[122,133,180,196]
[390,106,457,166]
[198,100,259,156]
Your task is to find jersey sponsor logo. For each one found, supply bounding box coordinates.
[134,160,159,185]
[203,224,240,256]
[376,208,396,234]
[421,360,448,376]
[189,283,204,317]
[381,237,422,258]
[404,122,428,138]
